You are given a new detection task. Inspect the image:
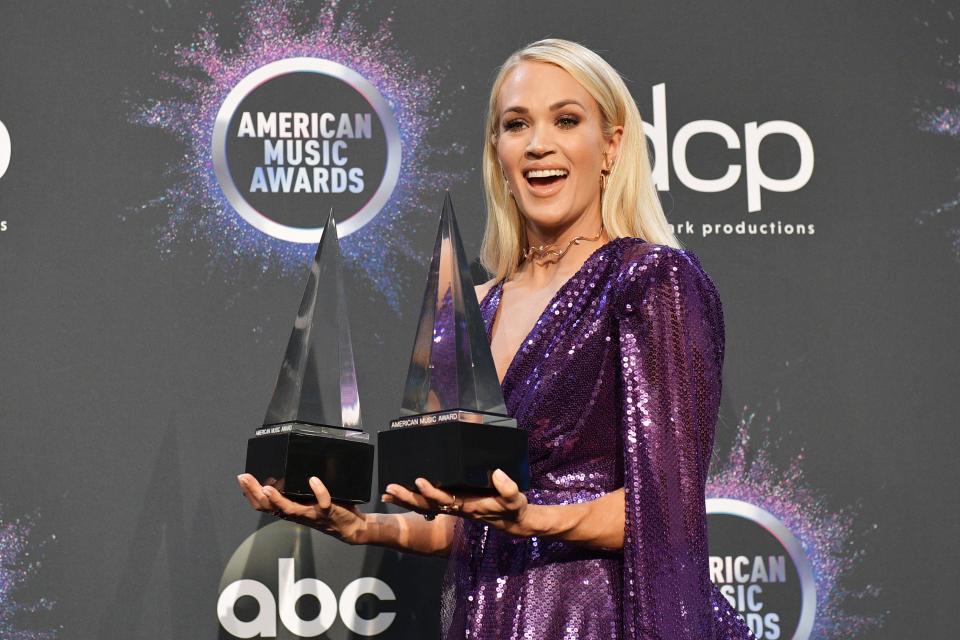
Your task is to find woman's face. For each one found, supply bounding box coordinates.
[494,61,621,233]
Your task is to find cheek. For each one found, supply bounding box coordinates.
[571,140,604,170]
[497,141,524,170]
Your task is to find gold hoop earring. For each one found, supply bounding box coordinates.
[498,162,512,195]
[599,169,611,225]
[601,149,616,194]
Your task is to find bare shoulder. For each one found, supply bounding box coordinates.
[474,277,498,303]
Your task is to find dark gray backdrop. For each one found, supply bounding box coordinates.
[0,1,956,638]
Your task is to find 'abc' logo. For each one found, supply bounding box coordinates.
[218,521,397,638]
[218,558,395,637]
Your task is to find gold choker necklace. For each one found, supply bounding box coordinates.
[522,227,604,263]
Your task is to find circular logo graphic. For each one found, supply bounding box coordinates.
[213,58,401,243]
[707,499,816,640]
[218,521,397,638]
[0,118,10,179]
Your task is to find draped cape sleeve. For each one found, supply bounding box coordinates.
[615,245,754,639]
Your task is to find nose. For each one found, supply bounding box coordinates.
[525,122,555,158]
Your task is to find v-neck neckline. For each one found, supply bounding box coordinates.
[481,238,622,389]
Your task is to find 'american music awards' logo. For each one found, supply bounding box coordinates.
[1,118,9,232]
[212,58,401,243]
[0,118,10,180]
[131,0,453,305]
[706,403,885,640]
[707,499,816,640]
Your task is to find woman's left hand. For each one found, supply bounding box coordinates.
[382,469,540,538]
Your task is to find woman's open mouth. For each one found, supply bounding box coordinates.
[523,168,568,195]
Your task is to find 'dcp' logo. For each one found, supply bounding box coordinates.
[706,499,816,640]
[213,57,401,243]
[218,521,397,638]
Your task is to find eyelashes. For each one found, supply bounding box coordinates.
[502,115,580,132]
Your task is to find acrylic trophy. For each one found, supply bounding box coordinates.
[244,211,373,504]
[378,193,529,495]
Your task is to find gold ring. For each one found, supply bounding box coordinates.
[437,495,459,513]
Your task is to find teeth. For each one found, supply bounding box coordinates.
[525,168,568,179]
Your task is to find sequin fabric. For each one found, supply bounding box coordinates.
[440,238,755,640]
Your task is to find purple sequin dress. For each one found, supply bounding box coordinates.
[440,238,755,640]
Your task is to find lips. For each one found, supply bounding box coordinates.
[523,167,568,195]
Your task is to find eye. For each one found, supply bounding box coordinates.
[503,119,527,132]
[557,115,579,129]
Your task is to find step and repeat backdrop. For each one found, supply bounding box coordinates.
[1,1,957,638]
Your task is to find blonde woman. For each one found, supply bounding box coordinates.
[240,38,755,639]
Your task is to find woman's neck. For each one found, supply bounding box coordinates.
[515,209,609,287]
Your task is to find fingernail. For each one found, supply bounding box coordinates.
[415,477,426,488]
[386,484,397,494]
[236,474,244,483]
[309,476,319,486]
[261,487,272,497]
[493,468,505,480]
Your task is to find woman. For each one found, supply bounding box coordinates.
[238,39,755,640]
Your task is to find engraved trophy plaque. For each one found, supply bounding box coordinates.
[378,193,529,495]
[245,211,373,504]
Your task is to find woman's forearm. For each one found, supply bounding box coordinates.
[356,512,457,557]
[352,486,624,553]
[524,488,625,550]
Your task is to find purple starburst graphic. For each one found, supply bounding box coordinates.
[707,405,885,639]
[0,505,57,640]
[130,0,462,308]
[913,0,960,259]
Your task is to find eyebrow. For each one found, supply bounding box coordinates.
[501,99,585,117]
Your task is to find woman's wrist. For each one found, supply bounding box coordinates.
[518,492,624,550]
[305,509,370,546]
[347,512,376,546]
[519,502,587,539]
[344,512,455,556]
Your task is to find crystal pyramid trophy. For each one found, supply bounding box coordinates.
[244,211,373,504]
[378,193,529,495]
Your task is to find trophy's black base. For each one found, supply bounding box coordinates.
[245,422,374,504]
[378,421,529,495]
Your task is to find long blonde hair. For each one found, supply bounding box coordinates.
[480,38,680,280]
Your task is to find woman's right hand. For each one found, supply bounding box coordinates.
[237,473,369,545]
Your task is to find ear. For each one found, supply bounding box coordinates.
[604,125,624,171]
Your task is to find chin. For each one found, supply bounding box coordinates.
[517,200,579,229]
[520,210,572,230]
